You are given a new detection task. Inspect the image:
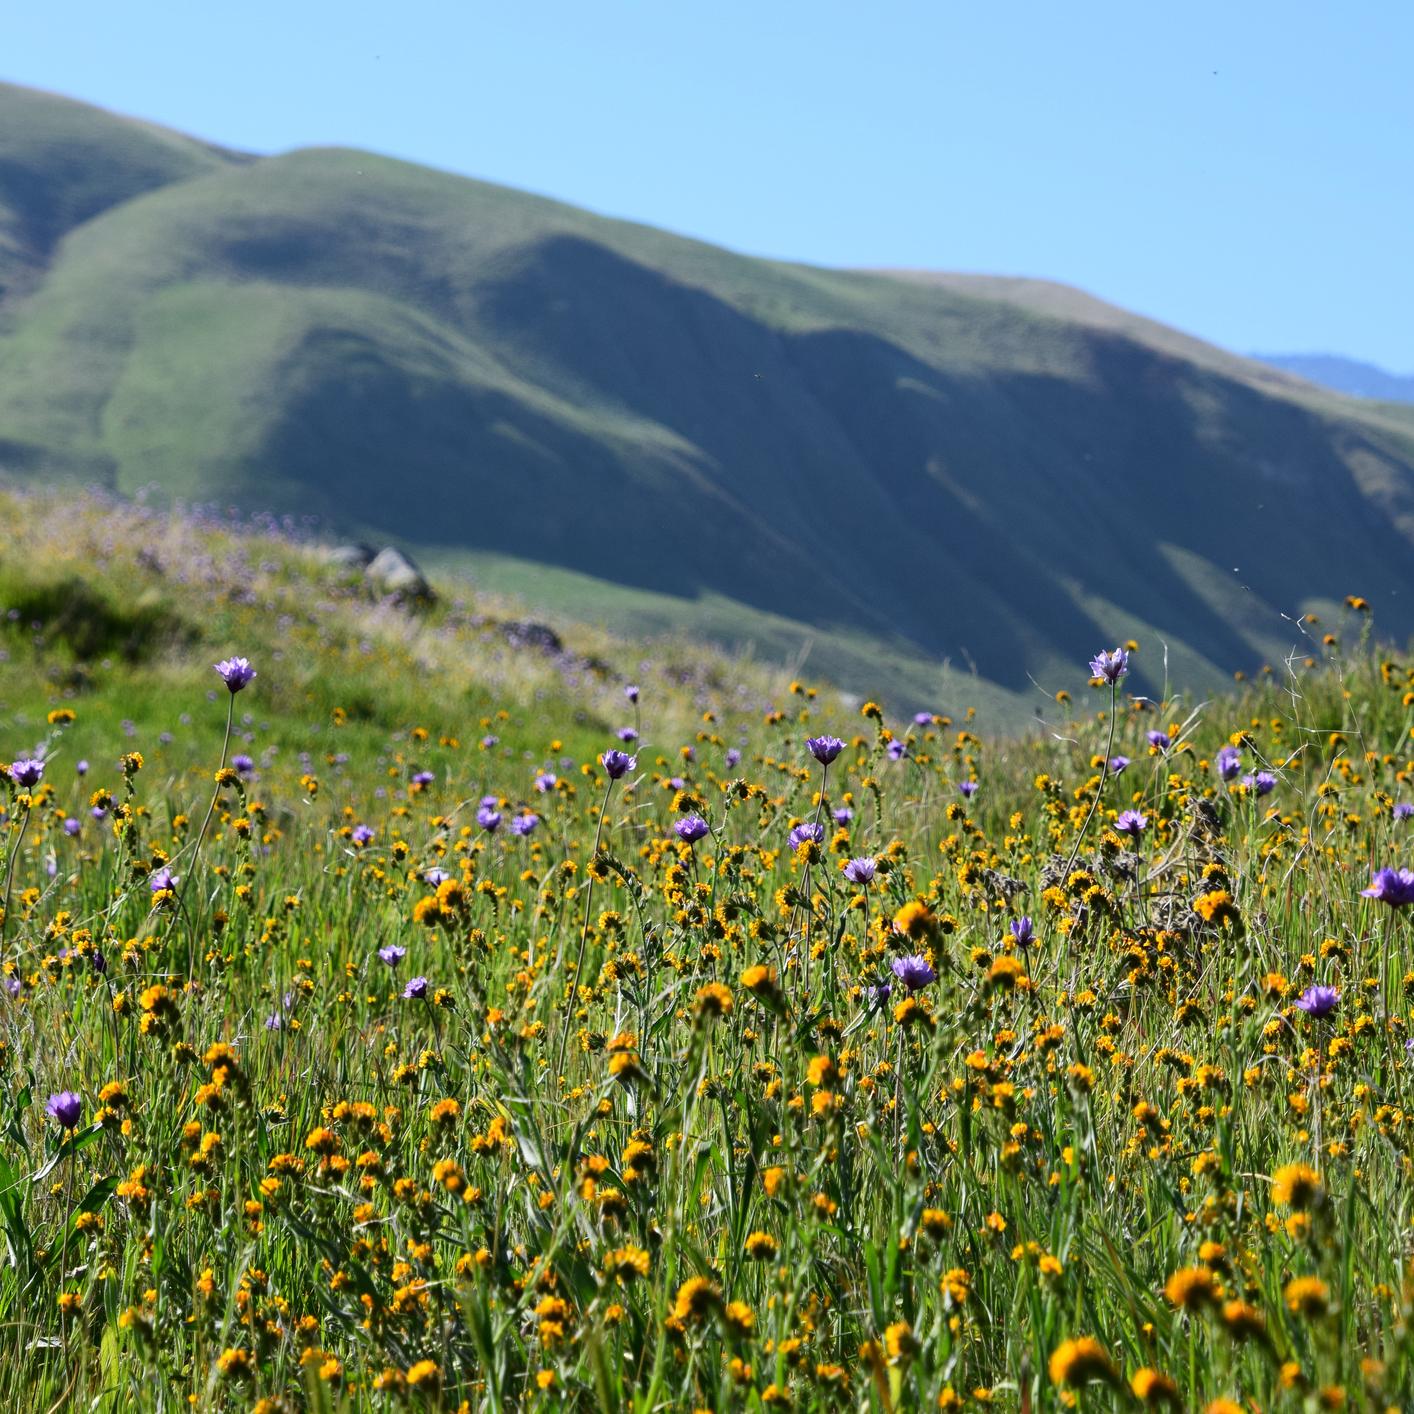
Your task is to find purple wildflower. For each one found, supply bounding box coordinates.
[1089,648,1129,684]
[843,857,876,884]
[624,684,640,703]
[534,772,558,793]
[62,818,80,837]
[1010,916,1035,948]
[8,758,43,788]
[1115,809,1148,837]
[1146,730,1171,752]
[833,805,854,824]
[476,800,502,832]
[232,753,255,775]
[1295,984,1339,1019]
[958,780,979,798]
[788,822,826,851]
[600,750,636,779]
[1242,771,1277,796]
[886,740,907,761]
[511,813,540,837]
[891,954,937,991]
[378,944,407,967]
[616,727,639,743]
[423,867,450,886]
[351,824,375,847]
[725,748,741,769]
[674,815,710,844]
[149,866,177,893]
[403,976,429,1000]
[75,759,89,776]
[214,657,256,693]
[806,736,845,766]
[45,1091,82,1129]
[1395,803,1414,821]
[1107,755,1130,774]
[1215,745,1243,782]
[1362,867,1414,906]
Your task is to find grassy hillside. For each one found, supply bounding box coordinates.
[3,82,1414,716]
[1,486,1413,1408]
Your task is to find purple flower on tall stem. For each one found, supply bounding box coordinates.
[624,684,640,704]
[511,813,540,837]
[600,749,636,779]
[214,657,256,693]
[913,712,935,726]
[45,1091,82,1129]
[75,759,89,776]
[958,780,978,798]
[62,818,80,837]
[1089,648,1129,685]
[233,753,256,775]
[1394,803,1414,822]
[788,822,826,851]
[403,976,429,1000]
[1107,755,1130,775]
[534,772,558,793]
[806,736,845,766]
[351,824,375,847]
[1115,809,1148,838]
[423,867,450,886]
[886,740,907,761]
[725,748,741,769]
[1362,867,1414,906]
[1242,771,1277,796]
[843,856,876,884]
[1295,984,1339,1019]
[833,806,853,824]
[891,954,936,991]
[1215,745,1243,782]
[378,944,407,967]
[8,759,43,788]
[411,769,435,787]
[476,798,502,832]
[615,727,639,743]
[1146,730,1171,752]
[1009,916,1035,948]
[674,815,710,844]
[149,867,177,893]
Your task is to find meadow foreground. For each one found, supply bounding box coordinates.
[0,507,1411,1411]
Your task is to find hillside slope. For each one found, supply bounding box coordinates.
[2,81,1414,714]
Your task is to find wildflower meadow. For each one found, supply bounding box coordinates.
[2,492,1413,1412]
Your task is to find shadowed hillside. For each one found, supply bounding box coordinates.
[3,81,1414,713]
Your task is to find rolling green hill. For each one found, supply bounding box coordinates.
[3,80,1414,717]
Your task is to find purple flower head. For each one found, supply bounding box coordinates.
[264,1013,284,1031]
[2,976,20,999]
[1146,730,1171,752]
[534,771,558,793]
[788,821,826,851]
[1243,771,1277,796]
[832,805,854,824]
[1362,867,1414,907]
[476,803,502,832]
[624,684,640,704]
[351,824,375,847]
[481,735,499,749]
[423,867,450,886]
[90,805,107,821]
[214,657,256,693]
[616,726,639,743]
[725,748,741,769]
[411,770,435,787]
[806,735,845,766]
[1089,647,1129,685]
[1010,916,1035,948]
[8,758,43,789]
[843,856,877,885]
[1395,803,1414,822]
[913,712,935,726]
[232,753,255,775]
[1295,984,1339,1019]
[45,1091,82,1130]
[62,818,80,837]
[865,981,893,1007]
[674,815,710,844]
[886,739,907,761]
[403,976,430,1000]
[149,866,177,893]
[600,749,636,780]
[1107,755,1130,775]
[378,944,407,967]
[1115,809,1148,838]
[1215,745,1243,782]
[891,954,937,991]
[511,813,540,837]
[958,780,979,798]
[75,759,89,776]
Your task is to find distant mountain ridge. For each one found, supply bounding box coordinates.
[3,79,1414,718]
[1252,352,1414,406]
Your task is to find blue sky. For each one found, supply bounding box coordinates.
[8,1,1411,368]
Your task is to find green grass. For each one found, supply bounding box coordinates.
[0,488,1410,1409]
[6,83,1414,713]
